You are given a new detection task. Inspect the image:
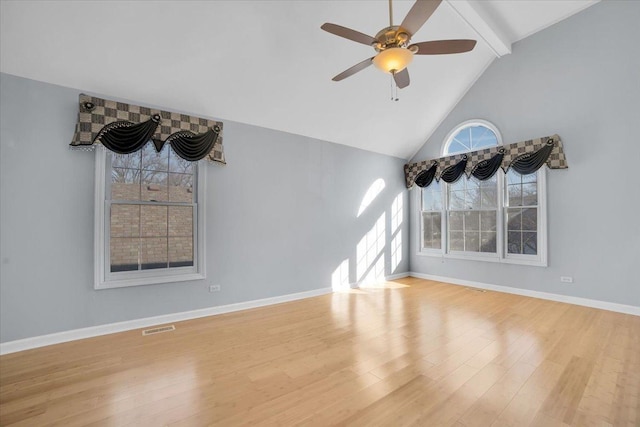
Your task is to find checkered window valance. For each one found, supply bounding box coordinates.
[70,94,225,164]
[404,134,567,189]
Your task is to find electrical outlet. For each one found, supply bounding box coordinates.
[560,276,574,283]
[209,285,221,292]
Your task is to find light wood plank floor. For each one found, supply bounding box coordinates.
[1,278,638,426]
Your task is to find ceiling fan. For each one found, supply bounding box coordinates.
[321,0,477,90]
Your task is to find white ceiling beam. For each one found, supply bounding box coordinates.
[445,0,512,57]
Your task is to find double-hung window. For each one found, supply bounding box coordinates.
[95,143,206,289]
[419,120,547,266]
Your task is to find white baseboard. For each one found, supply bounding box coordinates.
[0,287,332,356]
[385,272,411,280]
[343,271,410,289]
[408,272,640,316]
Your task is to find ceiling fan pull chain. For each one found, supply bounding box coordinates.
[390,74,394,101]
[390,73,399,101]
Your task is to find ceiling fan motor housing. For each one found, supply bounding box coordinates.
[373,26,412,52]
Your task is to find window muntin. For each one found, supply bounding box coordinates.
[442,120,501,156]
[96,143,205,289]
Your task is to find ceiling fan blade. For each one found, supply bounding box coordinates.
[321,23,377,46]
[410,39,477,55]
[400,0,442,36]
[332,57,374,81]
[393,68,410,89]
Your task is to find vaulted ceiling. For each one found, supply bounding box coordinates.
[0,1,597,159]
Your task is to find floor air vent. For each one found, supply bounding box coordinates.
[466,287,487,293]
[142,325,175,336]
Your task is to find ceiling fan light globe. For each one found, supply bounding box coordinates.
[372,47,413,74]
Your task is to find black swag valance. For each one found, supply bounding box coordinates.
[70,94,225,164]
[404,134,567,189]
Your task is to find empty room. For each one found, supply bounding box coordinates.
[0,0,638,425]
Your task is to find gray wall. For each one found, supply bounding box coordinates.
[0,73,409,342]
[410,1,640,307]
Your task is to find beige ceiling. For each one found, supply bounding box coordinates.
[0,1,597,159]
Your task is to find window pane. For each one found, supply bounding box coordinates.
[507,170,522,185]
[522,208,537,231]
[523,232,537,255]
[110,205,140,238]
[169,149,193,174]
[464,231,480,252]
[465,211,480,231]
[481,187,497,209]
[507,209,522,231]
[449,211,464,231]
[522,172,537,184]
[479,174,497,187]
[450,178,466,191]
[447,141,468,155]
[110,238,139,272]
[169,237,194,267]
[445,124,498,155]
[452,129,471,151]
[112,151,141,170]
[470,126,497,150]
[449,191,465,209]
[141,205,168,237]
[169,173,194,203]
[450,231,464,251]
[480,211,497,232]
[168,206,193,266]
[110,205,141,272]
[141,237,168,270]
[142,143,169,172]
[142,171,169,202]
[169,206,193,237]
[522,183,538,206]
[432,218,442,249]
[422,182,442,211]
[111,168,140,200]
[508,184,522,207]
[481,232,497,253]
[422,212,441,249]
[465,187,481,209]
[507,231,522,254]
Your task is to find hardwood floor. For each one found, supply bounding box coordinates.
[1,277,638,426]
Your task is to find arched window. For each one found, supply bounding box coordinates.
[442,120,501,155]
[419,120,547,266]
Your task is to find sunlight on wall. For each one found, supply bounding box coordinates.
[357,179,386,217]
[390,192,404,273]
[357,213,386,285]
[331,258,350,291]
[391,234,402,273]
[391,192,403,233]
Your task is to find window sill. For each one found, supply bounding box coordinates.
[95,272,206,290]
[416,250,546,267]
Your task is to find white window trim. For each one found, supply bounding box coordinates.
[94,148,206,290]
[416,169,547,267]
[441,119,503,156]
